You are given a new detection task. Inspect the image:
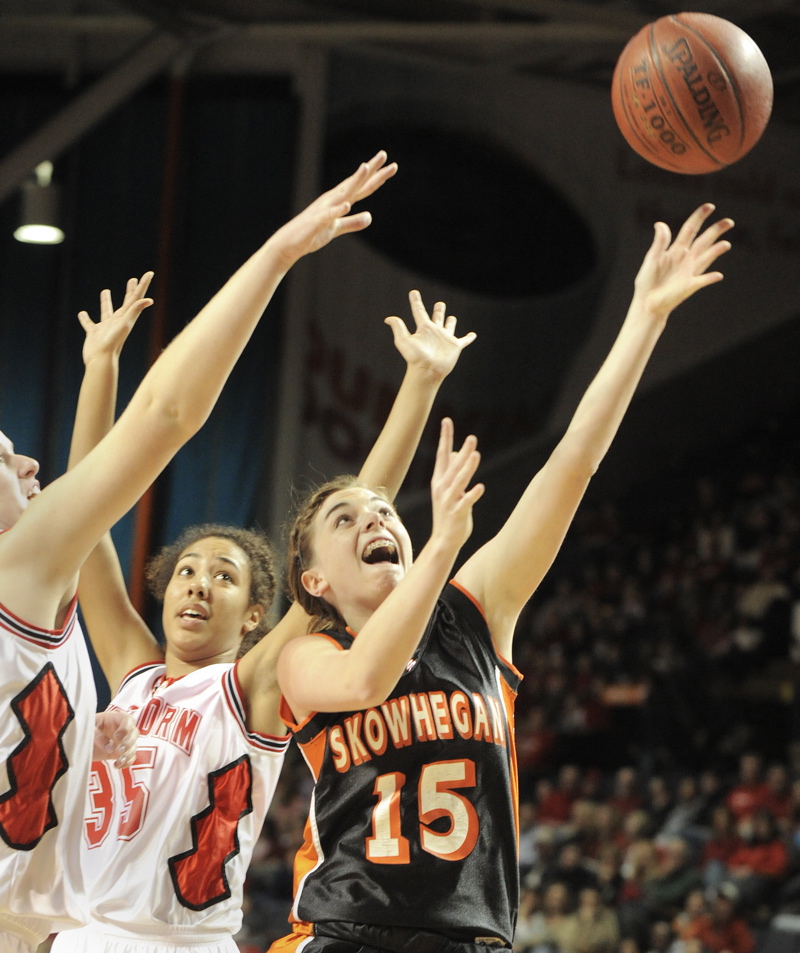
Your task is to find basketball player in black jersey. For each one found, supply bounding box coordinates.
[268,204,734,953]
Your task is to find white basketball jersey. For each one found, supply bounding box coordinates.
[0,595,95,937]
[81,662,289,938]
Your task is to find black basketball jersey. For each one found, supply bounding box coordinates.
[282,581,522,944]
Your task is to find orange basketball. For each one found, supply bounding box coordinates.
[611,13,773,174]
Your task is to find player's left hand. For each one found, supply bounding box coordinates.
[634,203,733,317]
[93,709,138,768]
[78,272,154,367]
[271,151,397,267]
[384,290,477,383]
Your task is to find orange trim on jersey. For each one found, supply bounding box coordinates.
[297,724,328,782]
[500,677,520,855]
[291,817,322,913]
[267,925,314,953]
[279,631,347,730]
[448,580,523,680]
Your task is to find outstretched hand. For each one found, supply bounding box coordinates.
[272,151,397,268]
[634,204,733,317]
[429,418,484,553]
[385,290,476,383]
[78,272,154,366]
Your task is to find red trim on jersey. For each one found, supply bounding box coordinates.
[226,662,290,749]
[116,660,166,694]
[0,591,78,648]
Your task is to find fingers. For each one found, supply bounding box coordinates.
[456,330,477,349]
[99,287,113,321]
[94,711,138,768]
[408,289,431,328]
[674,202,715,248]
[433,417,455,479]
[384,314,410,344]
[335,210,372,236]
[76,309,95,333]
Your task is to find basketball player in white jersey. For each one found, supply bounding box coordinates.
[0,151,397,953]
[51,269,473,950]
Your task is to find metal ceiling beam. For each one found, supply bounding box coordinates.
[0,14,631,45]
[0,30,185,206]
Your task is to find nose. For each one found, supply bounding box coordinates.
[188,573,209,598]
[18,455,39,479]
[363,510,386,532]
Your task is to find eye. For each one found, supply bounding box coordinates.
[379,506,394,518]
[334,513,352,527]
[215,570,233,582]
[178,565,193,577]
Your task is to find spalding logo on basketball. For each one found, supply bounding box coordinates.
[611,12,773,174]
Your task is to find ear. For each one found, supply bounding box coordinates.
[301,568,329,599]
[242,603,264,634]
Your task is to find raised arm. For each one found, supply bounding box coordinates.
[68,275,166,693]
[455,204,734,660]
[278,419,483,721]
[0,152,396,631]
[237,296,475,734]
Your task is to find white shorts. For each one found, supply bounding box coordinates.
[0,932,39,953]
[51,925,239,953]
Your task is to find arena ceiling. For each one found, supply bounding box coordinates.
[3,0,800,124]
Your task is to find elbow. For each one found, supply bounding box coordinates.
[347,669,396,710]
[134,391,205,445]
[550,439,601,482]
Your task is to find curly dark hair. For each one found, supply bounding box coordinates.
[286,475,393,632]
[146,523,276,657]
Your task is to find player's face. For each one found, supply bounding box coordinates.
[162,536,262,665]
[301,487,413,622]
[0,430,40,530]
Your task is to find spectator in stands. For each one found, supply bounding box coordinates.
[521,881,575,953]
[763,762,793,829]
[727,752,769,821]
[642,837,703,921]
[647,776,675,835]
[611,767,644,817]
[701,803,744,890]
[513,886,545,953]
[595,844,624,908]
[538,764,582,826]
[723,808,788,910]
[644,920,674,953]
[540,842,599,898]
[659,775,706,843]
[671,888,708,945]
[560,886,620,953]
[683,883,755,953]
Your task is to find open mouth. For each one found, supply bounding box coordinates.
[180,608,208,621]
[362,539,399,565]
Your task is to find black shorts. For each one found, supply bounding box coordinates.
[308,921,510,953]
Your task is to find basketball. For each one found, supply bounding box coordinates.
[611,13,773,174]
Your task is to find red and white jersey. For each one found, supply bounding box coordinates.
[81,661,289,938]
[0,595,95,938]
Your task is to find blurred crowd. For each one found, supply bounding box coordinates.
[236,413,800,953]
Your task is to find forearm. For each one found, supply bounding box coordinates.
[560,294,667,470]
[68,354,120,469]
[358,365,443,499]
[343,539,459,705]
